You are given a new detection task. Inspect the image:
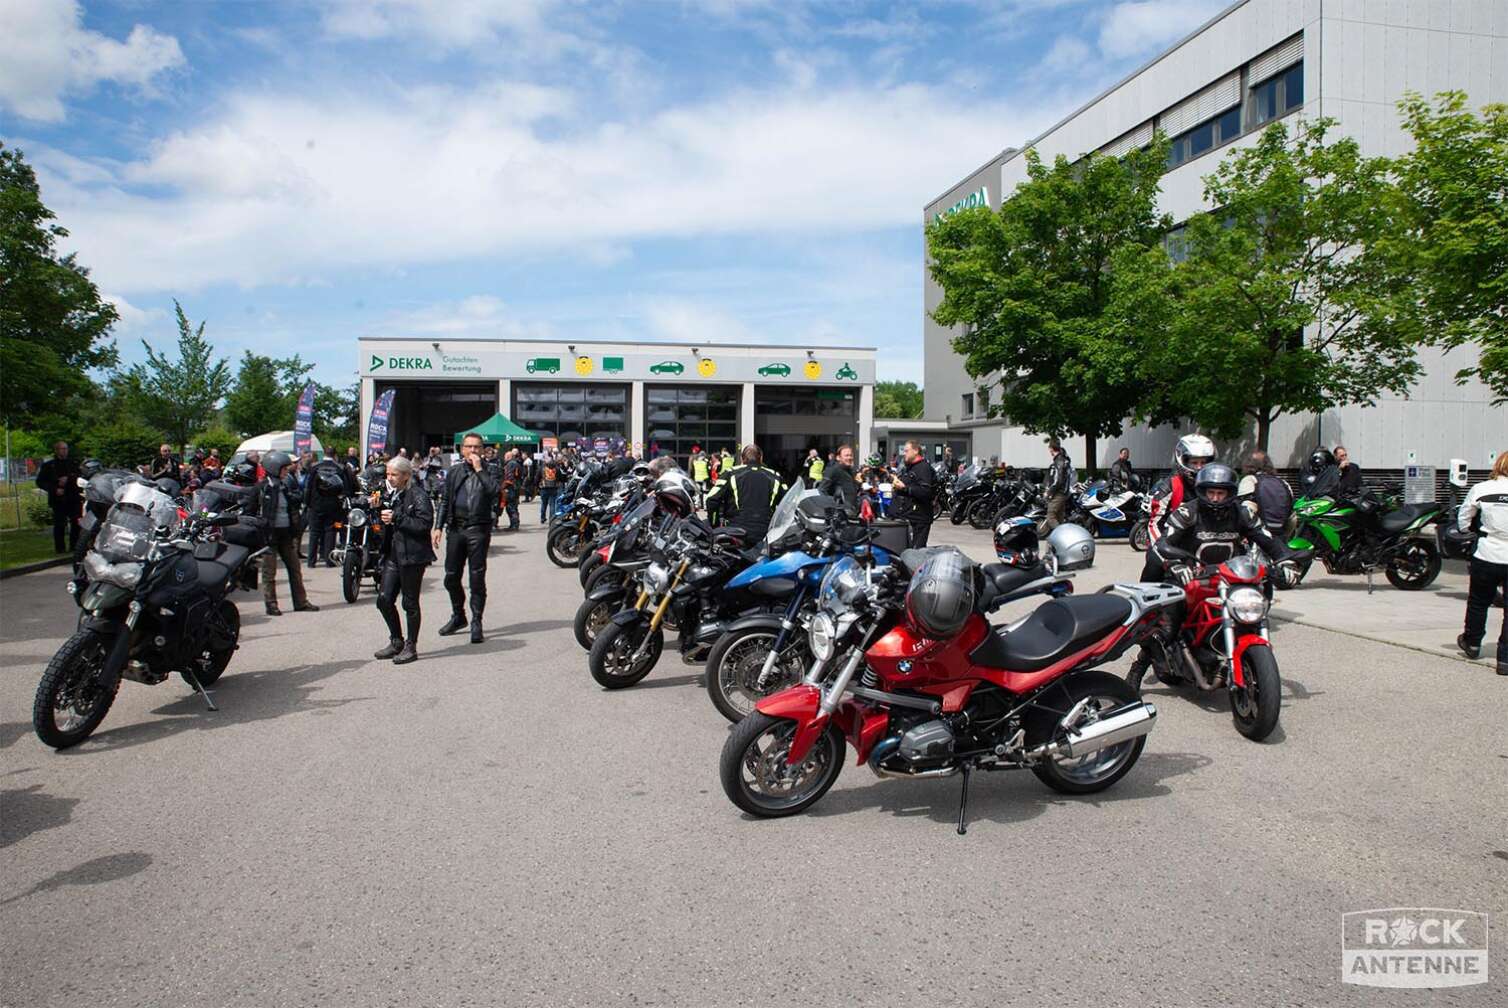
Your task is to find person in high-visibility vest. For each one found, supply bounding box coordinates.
[690,450,710,491]
[805,449,824,483]
[705,444,784,542]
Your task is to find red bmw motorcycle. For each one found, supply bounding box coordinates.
[1127,551,1303,741]
[720,549,1183,832]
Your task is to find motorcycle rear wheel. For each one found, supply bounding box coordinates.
[1385,540,1441,591]
[588,620,664,688]
[573,594,622,650]
[1230,644,1282,741]
[342,549,363,603]
[705,627,808,724]
[184,600,240,687]
[968,498,995,529]
[1027,671,1146,794]
[1130,520,1150,552]
[33,630,120,750]
[720,712,844,817]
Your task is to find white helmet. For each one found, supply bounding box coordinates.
[1173,434,1216,480]
[1045,523,1095,571]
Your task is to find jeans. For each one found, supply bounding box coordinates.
[539,487,559,522]
[261,528,309,608]
[1463,557,1508,661]
[504,490,520,529]
[443,524,490,619]
[377,559,424,643]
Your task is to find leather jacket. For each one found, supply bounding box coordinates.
[890,458,936,521]
[1151,500,1288,569]
[1045,453,1073,496]
[379,482,436,567]
[435,460,501,529]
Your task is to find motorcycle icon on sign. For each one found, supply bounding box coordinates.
[836,362,859,381]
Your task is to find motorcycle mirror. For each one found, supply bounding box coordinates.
[208,512,239,527]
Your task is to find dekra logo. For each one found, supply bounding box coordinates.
[370,355,432,371]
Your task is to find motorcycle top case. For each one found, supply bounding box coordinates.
[868,519,912,555]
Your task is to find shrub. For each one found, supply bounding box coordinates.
[25,492,52,528]
[191,427,240,460]
[80,420,164,470]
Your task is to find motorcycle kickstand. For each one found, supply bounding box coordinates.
[956,763,972,836]
[182,668,219,712]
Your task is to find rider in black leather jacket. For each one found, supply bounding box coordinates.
[1147,464,1293,581]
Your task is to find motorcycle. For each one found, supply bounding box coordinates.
[329,478,386,603]
[720,546,1176,831]
[1287,467,1443,591]
[36,482,254,749]
[1128,550,1306,741]
[572,498,667,649]
[1078,479,1145,540]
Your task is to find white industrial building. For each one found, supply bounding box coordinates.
[922,0,1507,472]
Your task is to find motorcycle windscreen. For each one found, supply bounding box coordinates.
[761,478,806,549]
[616,498,658,551]
[953,464,979,490]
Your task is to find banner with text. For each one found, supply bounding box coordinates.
[366,388,396,459]
[294,382,316,457]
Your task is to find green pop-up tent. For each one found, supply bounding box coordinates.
[452,413,541,445]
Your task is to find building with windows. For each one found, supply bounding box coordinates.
[357,338,875,476]
[923,0,1506,471]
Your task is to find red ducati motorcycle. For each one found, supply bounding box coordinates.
[1127,551,1303,741]
[720,549,1183,832]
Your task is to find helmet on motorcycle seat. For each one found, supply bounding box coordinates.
[224,462,258,486]
[1173,433,1216,480]
[631,462,652,482]
[647,456,679,476]
[993,516,1038,567]
[1045,523,1095,572]
[264,450,293,477]
[904,548,975,639]
[1307,447,1335,471]
[80,458,104,479]
[796,492,838,531]
[1194,463,1239,516]
[653,472,696,517]
[155,477,182,500]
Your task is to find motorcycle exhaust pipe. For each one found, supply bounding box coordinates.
[1029,701,1158,760]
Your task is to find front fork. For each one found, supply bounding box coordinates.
[754,588,807,691]
[631,559,688,660]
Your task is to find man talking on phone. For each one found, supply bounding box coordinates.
[433,433,499,643]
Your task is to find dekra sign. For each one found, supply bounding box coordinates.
[370,355,432,371]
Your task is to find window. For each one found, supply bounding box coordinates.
[643,385,740,459]
[976,386,990,417]
[513,382,630,446]
[1166,104,1242,169]
[960,393,974,418]
[1164,223,1190,263]
[1247,61,1303,129]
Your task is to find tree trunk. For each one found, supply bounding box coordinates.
[1083,433,1098,476]
[1255,412,1271,453]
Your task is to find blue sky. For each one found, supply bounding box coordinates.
[1,0,1225,391]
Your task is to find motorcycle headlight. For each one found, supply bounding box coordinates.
[645,562,671,593]
[809,612,836,661]
[84,551,144,589]
[1226,586,1269,624]
[347,507,367,527]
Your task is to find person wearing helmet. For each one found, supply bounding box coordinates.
[704,444,784,542]
[1139,432,1216,581]
[1146,463,1293,584]
[432,433,499,644]
[256,450,318,616]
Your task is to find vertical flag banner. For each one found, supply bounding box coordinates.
[294,382,316,457]
[366,389,396,459]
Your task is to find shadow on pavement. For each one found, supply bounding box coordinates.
[490,619,573,636]
[63,657,372,755]
[0,851,153,905]
[630,672,705,690]
[0,784,79,848]
[804,750,1214,828]
[0,721,32,750]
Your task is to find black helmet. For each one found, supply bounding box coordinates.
[225,462,258,486]
[80,458,104,479]
[264,450,293,476]
[653,472,695,517]
[1194,463,1238,515]
[155,477,183,500]
[1308,447,1335,471]
[992,516,1038,567]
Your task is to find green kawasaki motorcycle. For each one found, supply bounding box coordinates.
[1286,468,1443,591]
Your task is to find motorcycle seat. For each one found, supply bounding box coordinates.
[979,561,1045,599]
[969,595,1132,673]
[195,543,250,595]
[1377,503,1436,534]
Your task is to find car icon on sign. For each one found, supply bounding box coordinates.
[650,360,684,375]
[758,362,791,377]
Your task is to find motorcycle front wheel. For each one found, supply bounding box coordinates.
[573,594,622,651]
[1385,540,1441,591]
[720,712,845,817]
[1129,520,1150,552]
[547,526,590,568]
[342,549,364,603]
[1230,644,1282,741]
[705,627,808,723]
[1027,671,1146,794]
[582,563,625,597]
[588,619,664,688]
[968,498,995,529]
[578,551,605,588]
[949,500,969,525]
[33,630,120,749]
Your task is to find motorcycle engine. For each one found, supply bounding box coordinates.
[870,711,956,774]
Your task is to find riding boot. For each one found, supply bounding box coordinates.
[393,642,418,665]
[374,637,402,659]
[470,618,484,644]
[438,612,468,636]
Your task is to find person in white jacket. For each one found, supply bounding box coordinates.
[1457,450,1508,675]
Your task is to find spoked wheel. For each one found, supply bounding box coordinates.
[705,628,808,723]
[1027,671,1147,794]
[1230,644,1282,741]
[588,619,664,688]
[33,630,121,749]
[1385,540,1441,591]
[968,499,995,529]
[183,601,240,688]
[548,527,592,568]
[720,713,845,817]
[1129,520,1150,552]
[573,594,622,650]
[342,549,364,603]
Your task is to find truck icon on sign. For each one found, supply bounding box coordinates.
[526,357,561,374]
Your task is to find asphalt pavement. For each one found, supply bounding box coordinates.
[1,515,1504,1007]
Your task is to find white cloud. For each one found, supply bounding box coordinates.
[0,0,184,122]
[322,0,570,53]
[39,77,1059,294]
[1037,34,1092,75]
[642,301,757,345]
[371,295,556,340]
[1096,0,1227,61]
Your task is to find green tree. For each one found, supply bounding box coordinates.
[223,351,313,437]
[80,419,163,470]
[928,141,1171,469]
[314,379,361,446]
[117,302,232,449]
[1112,118,1423,450]
[0,143,119,428]
[873,380,923,419]
[1388,92,1508,402]
[191,426,241,459]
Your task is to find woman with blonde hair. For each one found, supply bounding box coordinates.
[1457,450,1508,674]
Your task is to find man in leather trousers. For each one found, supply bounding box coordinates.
[432,433,499,644]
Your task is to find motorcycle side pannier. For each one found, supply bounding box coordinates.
[868,519,911,555]
[197,481,267,550]
[904,548,975,639]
